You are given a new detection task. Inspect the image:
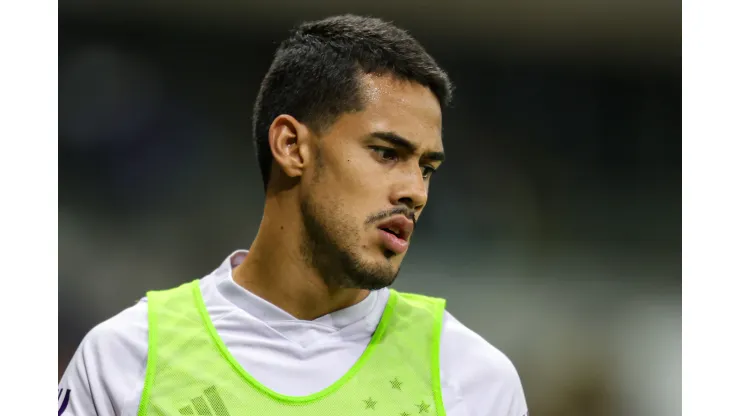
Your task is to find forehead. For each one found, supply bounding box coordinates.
[327,74,444,149]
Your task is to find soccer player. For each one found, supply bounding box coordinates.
[59,14,528,416]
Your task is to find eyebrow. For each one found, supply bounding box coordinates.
[369,131,446,162]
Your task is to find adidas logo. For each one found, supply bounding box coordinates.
[178,386,230,416]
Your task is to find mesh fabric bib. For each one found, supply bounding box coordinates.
[137,281,447,416]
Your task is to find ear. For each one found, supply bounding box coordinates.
[268,114,313,180]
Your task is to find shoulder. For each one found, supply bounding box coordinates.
[75,297,150,378]
[439,310,528,416]
[59,299,150,416]
[440,310,520,385]
[79,277,220,357]
[85,297,150,353]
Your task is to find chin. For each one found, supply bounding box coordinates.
[359,273,398,290]
[347,254,399,288]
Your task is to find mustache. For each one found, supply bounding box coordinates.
[366,207,416,227]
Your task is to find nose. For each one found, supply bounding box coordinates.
[390,168,428,213]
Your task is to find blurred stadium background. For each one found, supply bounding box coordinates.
[58,2,681,416]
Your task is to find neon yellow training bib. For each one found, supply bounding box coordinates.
[137,280,447,416]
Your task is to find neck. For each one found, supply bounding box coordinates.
[232,198,370,321]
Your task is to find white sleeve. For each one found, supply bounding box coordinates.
[440,311,528,416]
[58,300,150,416]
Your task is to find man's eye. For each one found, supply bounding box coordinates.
[372,147,398,161]
[422,166,437,179]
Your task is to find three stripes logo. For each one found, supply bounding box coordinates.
[58,388,71,415]
[178,386,231,416]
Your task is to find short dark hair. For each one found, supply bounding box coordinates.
[252,14,454,190]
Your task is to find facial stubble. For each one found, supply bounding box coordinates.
[298,153,399,290]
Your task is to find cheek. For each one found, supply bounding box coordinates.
[328,159,387,206]
[316,150,387,226]
[343,157,377,187]
[320,149,367,186]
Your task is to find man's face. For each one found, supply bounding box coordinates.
[299,73,444,290]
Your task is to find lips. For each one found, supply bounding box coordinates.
[376,216,414,241]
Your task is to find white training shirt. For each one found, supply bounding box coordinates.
[59,251,528,416]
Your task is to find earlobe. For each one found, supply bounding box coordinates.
[268,115,309,179]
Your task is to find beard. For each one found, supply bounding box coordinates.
[298,192,399,290]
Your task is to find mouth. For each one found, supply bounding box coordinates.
[379,227,405,239]
[377,229,409,255]
[376,216,414,255]
[376,216,414,241]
